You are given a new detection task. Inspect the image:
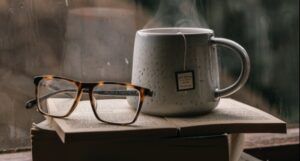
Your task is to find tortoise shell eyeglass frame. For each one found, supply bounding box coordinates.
[25,75,153,125]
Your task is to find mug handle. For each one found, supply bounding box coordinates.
[210,37,251,98]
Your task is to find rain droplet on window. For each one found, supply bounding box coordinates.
[125,58,129,65]
[65,0,69,7]
[8,8,14,14]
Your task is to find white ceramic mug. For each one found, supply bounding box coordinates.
[132,28,250,116]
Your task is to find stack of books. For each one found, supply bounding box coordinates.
[31,99,286,161]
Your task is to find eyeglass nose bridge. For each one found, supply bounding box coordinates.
[79,86,97,103]
[79,83,99,103]
[65,86,98,118]
[78,83,98,95]
[77,85,96,104]
[81,88,91,93]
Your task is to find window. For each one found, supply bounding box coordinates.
[0,0,298,151]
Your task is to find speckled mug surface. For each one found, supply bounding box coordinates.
[132,28,250,116]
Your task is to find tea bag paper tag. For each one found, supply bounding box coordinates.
[175,70,195,91]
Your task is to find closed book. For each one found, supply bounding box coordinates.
[31,98,286,161]
[31,121,230,161]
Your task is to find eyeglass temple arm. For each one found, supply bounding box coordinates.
[25,89,76,109]
[25,89,147,109]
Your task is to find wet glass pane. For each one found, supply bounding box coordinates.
[0,0,298,150]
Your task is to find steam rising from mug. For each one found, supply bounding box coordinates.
[144,0,208,28]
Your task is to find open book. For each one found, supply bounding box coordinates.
[45,98,286,143]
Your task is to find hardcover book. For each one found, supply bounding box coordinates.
[31,98,281,161]
[31,121,230,161]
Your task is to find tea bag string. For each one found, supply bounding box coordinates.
[177,32,187,71]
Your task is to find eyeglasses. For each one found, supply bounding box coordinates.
[25,75,153,125]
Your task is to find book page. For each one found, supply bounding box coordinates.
[166,99,285,126]
[47,98,286,143]
[165,99,286,136]
[47,98,177,137]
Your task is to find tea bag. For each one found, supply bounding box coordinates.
[175,32,195,91]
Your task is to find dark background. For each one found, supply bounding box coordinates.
[0,0,299,150]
